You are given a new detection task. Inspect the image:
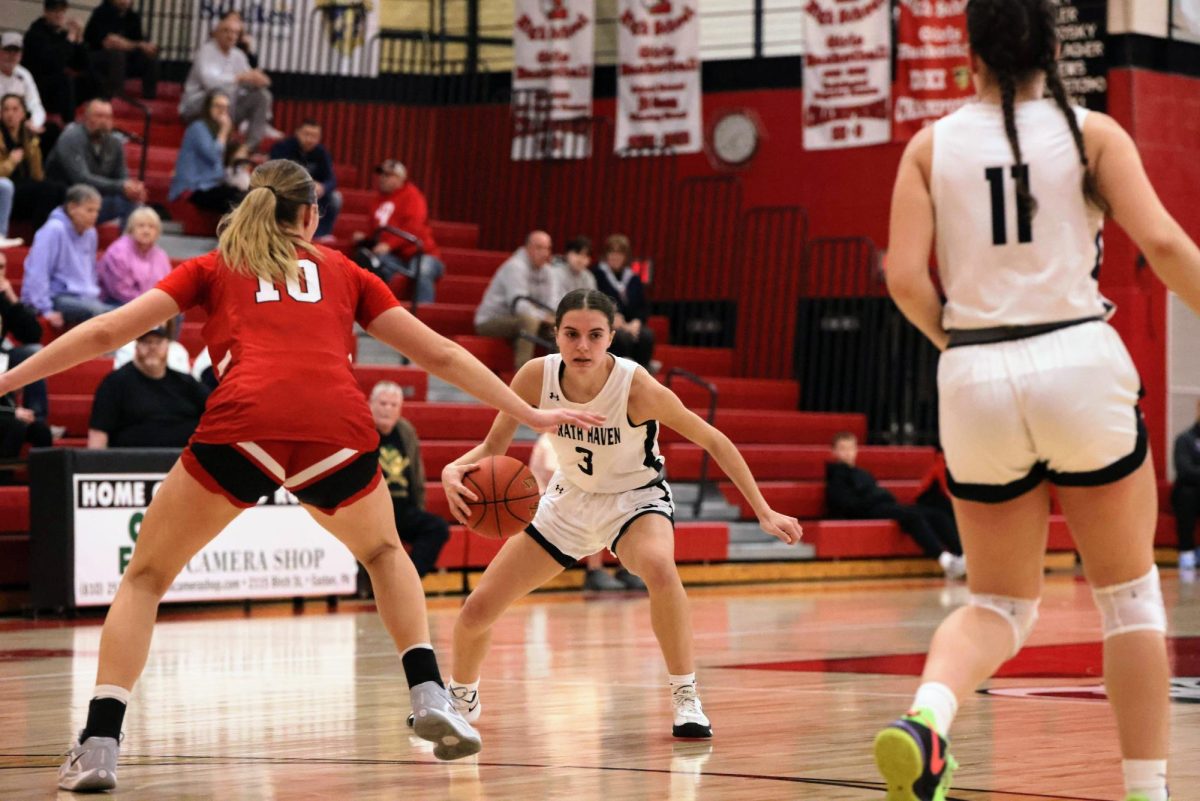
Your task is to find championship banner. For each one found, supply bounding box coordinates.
[802,0,892,150]
[72,474,358,607]
[192,1,380,76]
[892,0,972,142]
[511,0,595,161]
[615,0,703,155]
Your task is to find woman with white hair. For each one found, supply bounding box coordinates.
[97,205,172,305]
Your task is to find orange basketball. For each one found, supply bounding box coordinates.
[462,455,541,540]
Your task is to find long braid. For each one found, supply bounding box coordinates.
[1044,65,1110,214]
[997,71,1037,219]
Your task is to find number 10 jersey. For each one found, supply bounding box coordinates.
[539,353,664,494]
[931,98,1109,331]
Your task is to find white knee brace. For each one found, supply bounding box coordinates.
[970,594,1040,657]
[1092,566,1167,640]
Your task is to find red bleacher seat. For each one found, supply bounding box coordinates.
[0,533,30,584]
[0,486,30,533]
[418,441,534,480]
[351,364,429,402]
[719,479,922,520]
[417,304,476,338]
[441,248,509,278]
[47,359,112,395]
[662,376,798,411]
[437,276,490,305]
[660,409,866,446]
[664,444,935,482]
[454,336,513,372]
[166,199,222,237]
[655,345,734,377]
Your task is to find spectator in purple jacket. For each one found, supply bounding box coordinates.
[19,183,114,329]
[97,205,170,305]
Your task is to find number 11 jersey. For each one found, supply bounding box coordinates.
[931,98,1109,330]
[540,353,664,494]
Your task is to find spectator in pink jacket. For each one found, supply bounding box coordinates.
[96,205,170,305]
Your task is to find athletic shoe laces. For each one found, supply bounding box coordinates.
[672,684,704,720]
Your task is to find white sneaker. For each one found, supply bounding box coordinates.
[58,733,119,791]
[671,683,712,738]
[939,552,967,580]
[449,682,482,723]
[1180,550,1197,570]
[408,680,482,760]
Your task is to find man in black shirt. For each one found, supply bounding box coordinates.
[22,0,89,128]
[83,0,158,100]
[1170,403,1200,577]
[825,432,965,578]
[88,327,207,448]
[370,380,449,578]
[268,120,341,240]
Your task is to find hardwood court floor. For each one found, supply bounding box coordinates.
[0,573,1197,800]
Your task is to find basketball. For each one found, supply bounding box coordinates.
[462,455,541,539]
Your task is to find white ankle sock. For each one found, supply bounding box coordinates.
[93,684,131,704]
[1122,759,1168,801]
[449,678,479,695]
[668,673,696,689]
[911,681,958,736]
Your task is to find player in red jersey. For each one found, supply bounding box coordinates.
[0,160,602,792]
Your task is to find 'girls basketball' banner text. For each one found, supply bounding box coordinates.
[802,0,892,150]
[615,0,703,155]
[892,0,972,142]
[512,0,595,160]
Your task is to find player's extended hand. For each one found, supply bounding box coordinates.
[759,509,803,545]
[441,462,480,525]
[522,408,605,434]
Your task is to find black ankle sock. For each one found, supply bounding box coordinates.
[81,697,126,741]
[401,647,444,689]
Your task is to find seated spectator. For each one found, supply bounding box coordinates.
[0,33,46,136]
[84,0,159,101]
[1,93,65,235]
[474,230,558,369]
[113,321,190,375]
[268,119,341,240]
[1171,401,1200,578]
[592,233,655,369]
[0,247,49,424]
[356,159,443,302]
[370,381,449,578]
[552,236,597,296]
[530,432,645,591]
[22,0,88,137]
[179,12,274,151]
[825,432,965,578]
[20,183,115,328]
[168,90,245,212]
[97,205,170,305]
[45,98,145,224]
[224,141,253,191]
[88,326,208,448]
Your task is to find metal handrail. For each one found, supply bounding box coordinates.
[664,367,718,518]
[115,96,152,183]
[509,295,555,352]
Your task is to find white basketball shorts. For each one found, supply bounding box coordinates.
[524,471,675,566]
[938,321,1146,503]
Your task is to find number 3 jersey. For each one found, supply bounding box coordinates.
[931,99,1109,330]
[540,353,664,494]
[155,244,399,450]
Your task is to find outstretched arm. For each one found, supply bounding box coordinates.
[628,370,802,544]
[0,289,180,395]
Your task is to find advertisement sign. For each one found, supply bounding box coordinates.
[1053,0,1107,111]
[192,1,380,75]
[802,0,892,150]
[73,473,358,607]
[512,0,595,160]
[615,0,703,154]
[892,0,972,142]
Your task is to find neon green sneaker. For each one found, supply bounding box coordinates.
[873,708,957,801]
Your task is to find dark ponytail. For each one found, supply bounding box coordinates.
[966,0,1107,215]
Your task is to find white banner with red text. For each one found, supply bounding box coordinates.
[802,0,891,150]
[512,0,595,160]
[615,0,703,155]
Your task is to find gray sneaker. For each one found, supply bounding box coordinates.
[58,733,119,792]
[409,681,482,760]
[614,568,647,591]
[583,569,626,591]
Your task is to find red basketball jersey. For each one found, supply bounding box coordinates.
[156,244,399,451]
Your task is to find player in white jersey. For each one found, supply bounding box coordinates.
[874,2,1200,800]
[440,288,803,738]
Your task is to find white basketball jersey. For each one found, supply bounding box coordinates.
[931,99,1109,329]
[539,354,664,493]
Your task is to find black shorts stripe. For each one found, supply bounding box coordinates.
[611,509,674,558]
[1047,408,1148,487]
[524,523,576,568]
